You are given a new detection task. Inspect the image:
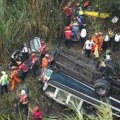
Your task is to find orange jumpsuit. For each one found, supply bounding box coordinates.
[42,57,50,69]
[98,34,104,53]
[10,70,20,91]
[91,35,99,53]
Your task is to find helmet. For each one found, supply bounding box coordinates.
[65,26,70,30]
[45,54,49,58]
[67,2,71,7]
[69,24,73,28]
[21,90,26,95]
[1,71,6,75]
[31,53,36,57]
[41,41,45,44]
[95,33,98,36]
[76,3,80,7]
[34,106,39,112]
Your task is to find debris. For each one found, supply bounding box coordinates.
[111,16,119,24]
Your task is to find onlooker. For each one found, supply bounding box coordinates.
[64,3,72,25]
[108,28,114,47]
[39,40,46,64]
[105,50,112,61]
[21,43,30,62]
[83,39,96,58]
[64,26,72,49]
[102,33,110,51]
[11,49,21,66]
[77,14,84,31]
[0,71,9,95]
[112,32,120,52]
[33,106,42,120]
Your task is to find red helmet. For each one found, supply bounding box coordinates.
[69,24,73,28]
[41,41,45,44]
[31,53,36,57]
[65,26,70,30]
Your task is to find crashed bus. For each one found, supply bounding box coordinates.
[39,45,120,118]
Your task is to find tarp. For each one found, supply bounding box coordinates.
[30,37,41,53]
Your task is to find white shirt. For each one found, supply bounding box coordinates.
[85,40,94,50]
[22,46,29,53]
[114,34,120,42]
[104,35,109,42]
[106,54,111,60]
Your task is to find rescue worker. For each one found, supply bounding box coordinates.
[21,42,30,62]
[108,28,114,47]
[31,53,39,78]
[9,66,21,91]
[105,50,112,61]
[16,92,29,116]
[64,26,72,49]
[32,106,42,120]
[42,54,53,71]
[98,32,104,53]
[72,22,80,41]
[77,14,84,31]
[64,2,72,25]
[112,32,120,52]
[91,33,99,53]
[99,58,107,74]
[102,33,110,51]
[11,49,21,66]
[18,63,29,81]
[39,40,46,64]
[83,39,96,58]
[0,71,9,95]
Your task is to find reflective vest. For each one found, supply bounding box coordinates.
[42,57,49,68]
[10,70,18,78]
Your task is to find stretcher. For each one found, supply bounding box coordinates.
[83,11,110,18]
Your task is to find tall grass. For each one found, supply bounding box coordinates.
[0,0,65,63]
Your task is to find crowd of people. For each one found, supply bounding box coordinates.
[0,1,120,119]
[0,39,54,119]
[63,2,120,59]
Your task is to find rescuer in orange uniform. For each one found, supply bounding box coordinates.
[91,33,99,53]
[41,54,53,70]
[98,32,104,53]
[9,66,21,91]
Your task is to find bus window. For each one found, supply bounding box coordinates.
[55,90,68,103]
[45,85,56,98]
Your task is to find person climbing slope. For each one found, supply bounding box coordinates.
[9,66,21,91]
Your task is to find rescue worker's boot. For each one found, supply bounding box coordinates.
[10,80,15,91]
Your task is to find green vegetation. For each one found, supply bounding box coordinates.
[0,0,119,120]
[0,0,65,63]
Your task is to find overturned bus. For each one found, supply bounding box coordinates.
[40,46,120,118]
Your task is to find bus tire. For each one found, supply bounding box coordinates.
[94,81,110,97]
